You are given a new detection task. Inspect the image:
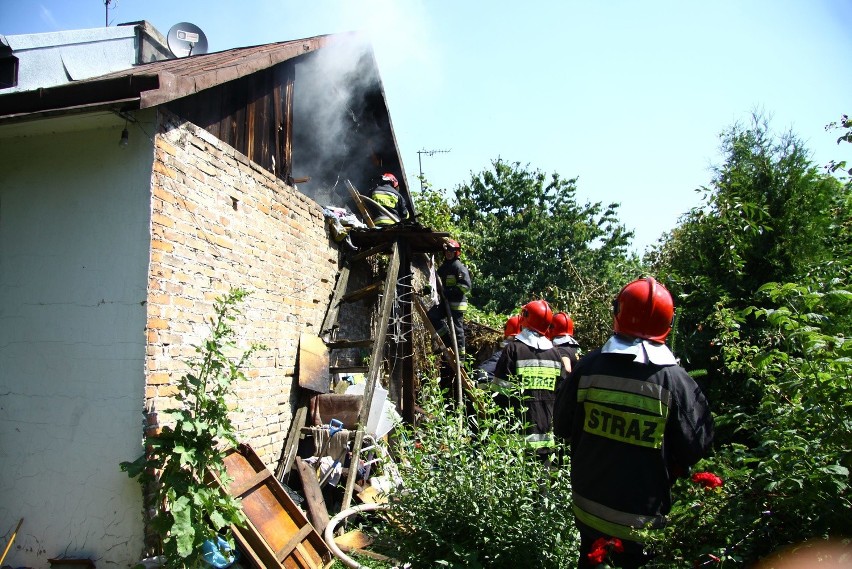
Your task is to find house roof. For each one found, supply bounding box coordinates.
[0,33,342,121]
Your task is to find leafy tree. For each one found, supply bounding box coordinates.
[452,159,635,315]
[414,159,642,349]
[644,114,852,564]
[648,113,850,376]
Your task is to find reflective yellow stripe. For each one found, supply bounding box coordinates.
[372,190,398,208]
[572,493,665,542]
[579,374,672,408]
[577,387,669,418]
[525,433,555,448]
[582,402,665,448]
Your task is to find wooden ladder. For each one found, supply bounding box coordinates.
[276,240,402,512]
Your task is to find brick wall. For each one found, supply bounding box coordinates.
[145,109,340,468]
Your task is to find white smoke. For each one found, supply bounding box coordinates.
[291,0,438,208]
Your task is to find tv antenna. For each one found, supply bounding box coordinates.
[104,0,117,27]
[417,148,451,191]
[166,22,209,58]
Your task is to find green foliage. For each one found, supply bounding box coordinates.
[375,381,579,568]
[825,113,852,178]
[414,159,641,344]
[452,159,635,314]
[412,184,460,236]
[121,289,263,568]
[648,112,851,374]
[645,281,852,566]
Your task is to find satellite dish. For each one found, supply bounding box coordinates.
[167,22,208,58]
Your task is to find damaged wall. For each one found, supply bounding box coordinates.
[147,109,340,467]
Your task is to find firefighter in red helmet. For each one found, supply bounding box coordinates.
[548,312,580,375]
[554,277,714,568]
[474,313,521,386]
[368,172,410,226]
[493,299,570,462]
[427,238,472,356]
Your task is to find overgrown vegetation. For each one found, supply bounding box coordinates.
[411,112,851,566]
[121,289,263,568]
[374,379,578,568]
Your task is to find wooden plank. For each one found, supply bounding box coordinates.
[275,394,308,480]
[219,445,331,569]
[294,457,330,537]
[334,529,372,550]
[319,263,351,339]
[341,281,382,303]
[283,63,294,183]
[229,469,272,498]
[298,333,331,393]
[345,180,375,228]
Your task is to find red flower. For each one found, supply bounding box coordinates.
[691,471,724,489]
[587,537,624,565]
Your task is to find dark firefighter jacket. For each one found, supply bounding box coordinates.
[494,336,570,449]
[553,346,714,542]
[474,345,504,384]
[436,258,471,312]
[552,338,580,375]
[369,184,410,226]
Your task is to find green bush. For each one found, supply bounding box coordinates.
[121,289,263,568]
[374,380,579,568]
[644,281,852,566]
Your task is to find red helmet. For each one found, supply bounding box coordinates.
[504,315,521,338]
[613,277,674,343]
[443,239,461,258]
[520,300,553,336]
[548,312,574,340]
[381,173,399,188]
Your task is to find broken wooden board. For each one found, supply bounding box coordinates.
[345,180,375,228]
[357,485,387,505]
[294,456,331,537]
[298,333,331,394]
[219,444,332,569]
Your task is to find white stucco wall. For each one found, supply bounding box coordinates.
[0,112,155,567]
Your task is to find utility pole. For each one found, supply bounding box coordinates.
[417,149,451,191]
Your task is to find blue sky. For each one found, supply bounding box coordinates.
[3,0,850,253]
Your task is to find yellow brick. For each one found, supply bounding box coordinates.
[158,384,180,397]
[151,240,174,252]
[147,318,169,330]
[148,372,170,385]
[153,160,177,179]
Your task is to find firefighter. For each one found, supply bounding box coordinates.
[553,277,714,568]
[492,300,569,460]
[368,172,409,226]
[547,312,580,375]
[427,239,472,355]
[474,314,521,386]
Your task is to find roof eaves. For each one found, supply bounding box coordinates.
[0,73,159,117]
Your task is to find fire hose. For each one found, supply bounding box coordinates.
[323,503,391,569]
